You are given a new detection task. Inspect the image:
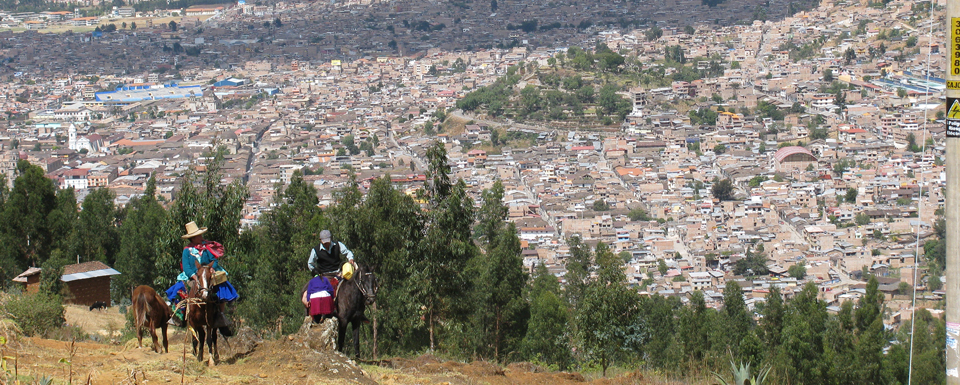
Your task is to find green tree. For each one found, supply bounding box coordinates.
[155,149,248,289]
[628,207,652,221]
[469,221,528,361]
[711,179,735,201]
[723,281,752,355]
[339,175,425,354]
[76,188,119,265]
[788,263,807,279]
[234,170,323,332]
[0,160,61,273]
[113,176,167,301]
[760,286,785,349]
[844,187,858,203]
[413,142,477,350]
[521,263,571,368]
[564,236,592,308]
[854,276,885,383]
[574,242,637,376]
[592,199,609,211]
[779,283,829,384]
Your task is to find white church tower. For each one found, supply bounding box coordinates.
[68,124,77,151]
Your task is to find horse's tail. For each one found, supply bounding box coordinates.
[134,290,151,328]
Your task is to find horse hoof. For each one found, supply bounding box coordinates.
[208,358,216,367]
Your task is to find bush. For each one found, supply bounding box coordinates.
[4,293,65,337]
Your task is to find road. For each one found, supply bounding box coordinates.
[448,109,558,134]
[387,129,426,172]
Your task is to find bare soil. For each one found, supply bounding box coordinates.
[4,308,692,384]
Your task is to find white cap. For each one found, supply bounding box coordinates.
[320,230,332,243]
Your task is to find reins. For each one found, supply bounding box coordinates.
[354,270,375,302]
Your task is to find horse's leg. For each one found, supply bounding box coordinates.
[135,318,143,349]
[352,320,361,359]
[149,320,161,353]
[337,316,347,352]
[196,327,205,362]
[161,323,169,353]
[207,325,217,367]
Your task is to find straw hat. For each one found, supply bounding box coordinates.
[181,221,208,239]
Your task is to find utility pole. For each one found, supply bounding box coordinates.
[946,1,960,382]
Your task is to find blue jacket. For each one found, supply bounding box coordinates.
[178,245,225,281]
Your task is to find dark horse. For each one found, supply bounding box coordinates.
[186,261,221,366]
[336,263,378,357]
[132,285,172,353]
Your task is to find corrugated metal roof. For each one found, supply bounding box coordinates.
[61,268,121,283]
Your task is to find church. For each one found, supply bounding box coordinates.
[68,124,103,154]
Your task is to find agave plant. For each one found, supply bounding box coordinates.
[713,360,771,385]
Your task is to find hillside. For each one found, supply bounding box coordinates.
[0,307,680,385]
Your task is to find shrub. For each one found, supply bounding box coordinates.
[4,293,64,336]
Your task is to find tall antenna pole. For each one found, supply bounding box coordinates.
[945,1,960,382]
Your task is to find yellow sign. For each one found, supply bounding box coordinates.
[331,60,341,66]
[949,99,960,120]
[949,81,960,90]
[953,18,960,76]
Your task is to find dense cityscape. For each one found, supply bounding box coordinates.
[0,0,951,382]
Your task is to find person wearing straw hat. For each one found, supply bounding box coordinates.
[166,221,238,333]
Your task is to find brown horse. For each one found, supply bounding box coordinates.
[131,285,172,353]
[186,261,220,366]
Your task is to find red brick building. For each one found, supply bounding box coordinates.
[60,261,121,306]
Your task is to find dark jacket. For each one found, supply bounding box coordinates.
[311,242,343,275]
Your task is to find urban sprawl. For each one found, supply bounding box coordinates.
[0,0,948,329]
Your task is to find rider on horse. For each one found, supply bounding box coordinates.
[302,230,356,320]
[167,221,238,335]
